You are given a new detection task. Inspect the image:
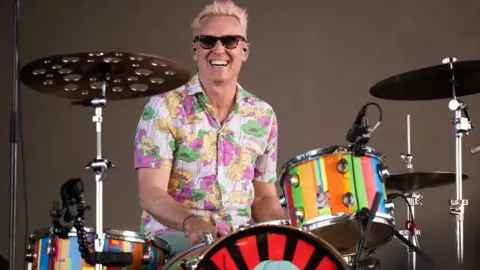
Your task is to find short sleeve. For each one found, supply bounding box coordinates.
[253,110,278,183]
[134,95,175,170]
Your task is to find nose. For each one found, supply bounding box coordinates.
[212,40,226,53]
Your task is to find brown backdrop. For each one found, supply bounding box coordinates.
[1,0,480,269]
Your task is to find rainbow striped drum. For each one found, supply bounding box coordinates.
[280,145,395,255]
[26,227,171,269]
[163,220,349,270]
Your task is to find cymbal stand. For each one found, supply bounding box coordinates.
[72,62,115,270]
[9,0,20,269]
[443,57,471,265]
[398,193,422,270]
[400,114,421,270]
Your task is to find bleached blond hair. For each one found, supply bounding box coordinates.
[191,1,249,38]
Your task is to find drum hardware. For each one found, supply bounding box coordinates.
[392,230,434,267]
[345,102,383,149]
[19,51,190,269]
[370,57,478,266]
[177,234,215,270]
[470,144,480,155]
[8,0,21,269]
[387,192,422,270]
[351,192,382,270]
[61,177,135,267]
[444,57,473,266]
[400,114,414,171]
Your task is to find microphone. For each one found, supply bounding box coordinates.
[59,178,85,228]
[470,144,480,155]
[346,104,368,144]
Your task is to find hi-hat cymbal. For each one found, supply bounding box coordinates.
[385,171,469,193]
[370,60,480,100]
[20,52,191,101]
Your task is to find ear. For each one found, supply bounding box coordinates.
[191,43,197,61]
[242,42,250,62]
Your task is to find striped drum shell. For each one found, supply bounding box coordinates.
[280,145,395,256]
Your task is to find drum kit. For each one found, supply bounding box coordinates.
[10,48,476,270]
[3,0,477,262]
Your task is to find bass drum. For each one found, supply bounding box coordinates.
[164,220,349,270]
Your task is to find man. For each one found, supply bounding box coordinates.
[134,0,285,255]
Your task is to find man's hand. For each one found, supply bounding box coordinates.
[251,181,286,222]
[183,215,225,246]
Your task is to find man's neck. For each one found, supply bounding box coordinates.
[199,75,238,111]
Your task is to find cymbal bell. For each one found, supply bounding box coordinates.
[370,60,480,100]
[385,171,469,193]
[20,52,191,101]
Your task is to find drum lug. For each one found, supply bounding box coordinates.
[141,246,153,264]
[293,207,305,221]
[289,174,300,187]
[25,245,35,262]
[180,257,199,269]
[202,233,214,244]
[385,200,395,217]
[342,192,355,207]
[337,158,348,174]
[377,163,390,183]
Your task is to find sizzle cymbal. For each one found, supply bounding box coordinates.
[20,52,191,101]
[385,171,469,193]
[370,60,480,100]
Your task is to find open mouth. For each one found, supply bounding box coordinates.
[209,60,229,67]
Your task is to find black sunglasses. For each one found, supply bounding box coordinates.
[193,35,247,49]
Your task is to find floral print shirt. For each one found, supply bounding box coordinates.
[134,74,278,237]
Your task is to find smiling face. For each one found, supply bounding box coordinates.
[192,15,249,84]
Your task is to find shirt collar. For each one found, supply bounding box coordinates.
[185,73,252,102]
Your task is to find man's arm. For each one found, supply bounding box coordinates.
[135,96,198,233]
[250,109,285,222]
[251,181,285,222]
[137,168,195,231]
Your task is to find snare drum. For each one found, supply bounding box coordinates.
[280,145,395,255]
[26,227,170,269]
[164,220,349,270]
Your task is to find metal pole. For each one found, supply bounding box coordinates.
[9,0,20,269]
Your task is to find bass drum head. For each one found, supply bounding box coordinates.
[196,224,349,270]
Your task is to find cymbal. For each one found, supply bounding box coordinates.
[370,60,480,100]
[385,171,469,193]
[20,52,191,101]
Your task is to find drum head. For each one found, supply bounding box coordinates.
[197,224,349,270]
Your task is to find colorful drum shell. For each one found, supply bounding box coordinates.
[280,145,395,255]
[164,220,349,270]
[27,227,170,269]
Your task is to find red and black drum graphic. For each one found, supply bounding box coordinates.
[196,225,349,270]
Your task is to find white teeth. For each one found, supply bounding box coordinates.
[209,60,229,67]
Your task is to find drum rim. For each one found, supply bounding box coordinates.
[164,241,209,267]
[104,228,171,252]
[28,227,96,240]
[196,223,349,269]
[281,145,384,172]
[28,227,171,252]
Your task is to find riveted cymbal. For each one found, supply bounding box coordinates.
[20,51,191,101]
